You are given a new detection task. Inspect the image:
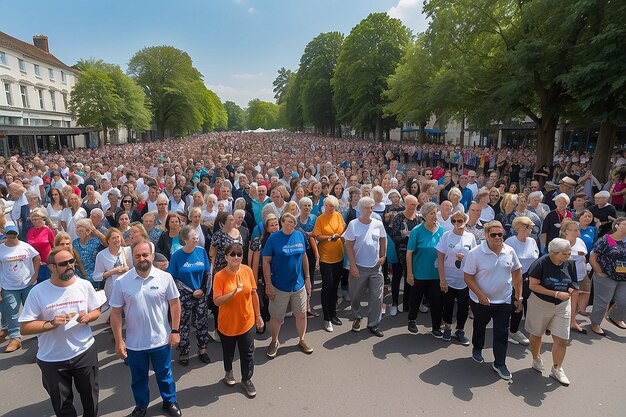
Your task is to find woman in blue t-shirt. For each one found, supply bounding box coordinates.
[168,225,211,366]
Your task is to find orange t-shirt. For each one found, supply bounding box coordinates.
[312,211,345,264]
[213,265,257,336]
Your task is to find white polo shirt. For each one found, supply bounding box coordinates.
[463,241,521,304]
[109,266,180,351]
[343,217,386,268]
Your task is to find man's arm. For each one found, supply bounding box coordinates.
[464,273,489,305]
[110,307,126,359]
[168,297,181,348]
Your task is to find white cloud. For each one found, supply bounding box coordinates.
[230,72,265,80]
[387,0,429,34]
[207,84,274,107]
[248,7,255,14]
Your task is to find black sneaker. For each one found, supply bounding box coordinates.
[432,329,444,339]
[241,379,257,398]
[408,321,418,333]
[128,408,147,417]
[330,316,342,326]
[368,326,384,337]
[162,401,182,417]
[351,318,361,332]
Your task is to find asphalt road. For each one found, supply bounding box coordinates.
[1,284,624,417]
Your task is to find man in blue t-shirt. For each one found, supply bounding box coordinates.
[262,213,312,359]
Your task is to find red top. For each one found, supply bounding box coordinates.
[27,226,55,264]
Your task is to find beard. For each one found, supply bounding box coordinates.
[135,259,151,273]
[59,268,75,281]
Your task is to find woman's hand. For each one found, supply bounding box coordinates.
[256,315,264,331]
[556,291,570,301]
[192,289,204,299]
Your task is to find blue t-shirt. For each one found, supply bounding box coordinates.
[167,246,211,291]
[407,223,444,280]
[579,225,597,254]
[297,214,317,233]
[262,230,306,292]
[170,236,182,256]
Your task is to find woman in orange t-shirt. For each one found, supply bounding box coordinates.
[213,242,263,397]
[312,195,346,332]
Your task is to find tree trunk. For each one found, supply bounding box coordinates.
[459,116,465,147]
[101,125,108,147]
[535,115,560,168]
[418,121,427,143]
[375,111,383,141]
[591,120,617,183]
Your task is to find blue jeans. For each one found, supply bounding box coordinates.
[126,345,176,409]
[2,286,33,338]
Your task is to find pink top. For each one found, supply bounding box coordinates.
[611,182,626,206]
[27,226,55,264]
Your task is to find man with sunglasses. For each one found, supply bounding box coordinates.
[463,220,523,381]
[19,248,103,417]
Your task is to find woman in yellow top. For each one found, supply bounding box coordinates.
[213,242,263,398]
[312,195,346,332]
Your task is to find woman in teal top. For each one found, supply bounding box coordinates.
[406,202,445,337]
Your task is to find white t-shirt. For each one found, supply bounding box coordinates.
[570,237,588,281]
[61,207,87,242]
[109,266,180,351]
[29,176,44,196]
[504,236,540,274]
[480,206,495,222]
[0,241,39,290]
[343,217,386,268]
[437,213,454,232]
[463,241,522,304]
[18,278,103,362]
[436,230,477,289]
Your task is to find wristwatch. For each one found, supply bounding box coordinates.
[170,329,180,334]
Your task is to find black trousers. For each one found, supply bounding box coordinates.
[391,261,410,309]
[510,278,531,333]
[305,248,316,291]
[408,279,442,329]
[37,343,99,417]
[471,301,512,367]
[442,287,470,330]
[319,260,343,321]
[218,325,255,381]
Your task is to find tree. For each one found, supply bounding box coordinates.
[422,0,613,167]
[298,32,343,135]
[284,72,304,130]
[224,101,246,131]
[332,13,412,140]
[128,46,210,138]
[247,99,281,129]
[69,67,123,146]
[272,67,293,104]
[108,66,151,141]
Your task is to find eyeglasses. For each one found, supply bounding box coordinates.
[489,233,504,238]
[425,173,432,176]
[122,200,132,204]
[451,219,465,224]
[524,224,533,229]
[157,203,167,206]
[56,258,76,267]
[228,252,243,258]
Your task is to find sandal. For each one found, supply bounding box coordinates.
[607,317,626,329]
[307,310,319,318]
[198,350,211,364]
[178,354,189,366]
[570,326,587,334]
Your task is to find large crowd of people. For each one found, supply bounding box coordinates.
[1,132,625,417]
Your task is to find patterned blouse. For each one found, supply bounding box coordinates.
[592,234,626,281]
[210,230,243,276]
[73,237,102,282]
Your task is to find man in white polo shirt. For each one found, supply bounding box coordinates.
[110,240,182,417]
[344,196,387,338]
[464,220,523,381]
[19,248,103,417]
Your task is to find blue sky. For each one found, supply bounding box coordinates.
[2,0,427,107]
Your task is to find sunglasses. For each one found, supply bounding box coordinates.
[228,252,243,258]
[524,224,533,229]
[451,219,465,224]
[489,233,504,238]
[122,200,133,203]
[56,258,76,267]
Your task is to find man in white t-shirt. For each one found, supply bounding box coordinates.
[110,240,182,417]
[343,196,387,338]
[19,248,103,417]
[464,220,523,381]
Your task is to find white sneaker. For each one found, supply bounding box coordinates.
[532,357,545,372]
[550,366,570,386]
[419,303,429,313]
[390,305,398,316]
[509,330,530,346]
[323,321,334,332]
[285,311,293,318]
[210,330,221,343]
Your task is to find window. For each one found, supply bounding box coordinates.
[34,64,41,77]
[4,83,12,106]
[50,91,56,111]
[20,85,30,108]
[18,59,26,72]
[37,89,45,109]
[61,71,66,83]
[62,93,68,110]
[0,51,8,66]
[49,68,55,80]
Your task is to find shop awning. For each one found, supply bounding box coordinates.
[0,125,96,136]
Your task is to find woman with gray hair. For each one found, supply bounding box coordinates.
[541,193,573,252]
[167,225,212,365]
[297,197,319,317]
[526,238,578,386]
[406,202,445,337]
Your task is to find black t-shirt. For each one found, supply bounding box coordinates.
[528,255,578,305]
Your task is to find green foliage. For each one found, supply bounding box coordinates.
[298,32,344,134]
[332,13,412,137]
[224,101,247,131]
[284,71,304,130]
[247,99,283,130]
[127,46,223,137]
[273,67,293,104]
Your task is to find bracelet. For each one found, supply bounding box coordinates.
[555,291,559,298]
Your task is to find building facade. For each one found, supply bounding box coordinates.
[0,31,96,156]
